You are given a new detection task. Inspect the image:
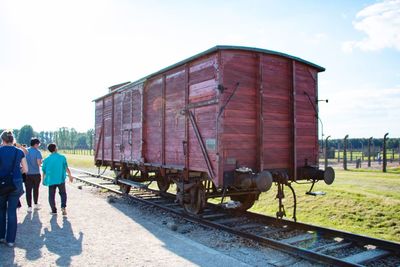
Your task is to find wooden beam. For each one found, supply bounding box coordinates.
[184,64,189,180]
[292,61,297,180]
[256,54,264,172]
[188,110,214,179]
[111,93,115,163]
[94,125,103,159]
[342,249,390,265]
[162,75,166,166]
[102,98,105,163]
[140,83,145,163]
[216,50,223,186]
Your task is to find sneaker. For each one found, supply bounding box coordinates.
[61,208,67,216]
[50,211,57,215]
[27,207,32,213]
[0,238,5,244]
[6,242,14,247]
[34,204,41,210]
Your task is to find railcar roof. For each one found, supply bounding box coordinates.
[94,45,325,101]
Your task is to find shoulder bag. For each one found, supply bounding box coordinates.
[0,149,18,196]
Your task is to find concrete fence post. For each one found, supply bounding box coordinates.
[368,137,372,167]
[343,135,349,170]
[383,133,389,173]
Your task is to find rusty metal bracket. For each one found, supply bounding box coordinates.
[217,82,240,119]
[94,125,104,159]
[188,110,215,180]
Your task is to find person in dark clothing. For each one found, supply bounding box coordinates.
[25,138,43,212]
[0,130,28,247]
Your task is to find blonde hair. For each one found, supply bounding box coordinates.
[0,130,14,144]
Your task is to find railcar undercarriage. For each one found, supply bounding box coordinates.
[96,160,335,221]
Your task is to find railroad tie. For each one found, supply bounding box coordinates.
[341,249,390,265]
[279,233,315,245]
[312,241,352,253]
[201,213,227,220]
[213,217,246,225]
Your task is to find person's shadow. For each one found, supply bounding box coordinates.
[43,216,83,266]
[0,242,16,266]
[18,211,44,260]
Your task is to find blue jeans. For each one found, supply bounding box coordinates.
[48,183,67,213]
[0,183,24,243]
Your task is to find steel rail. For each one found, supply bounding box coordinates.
[70,168,400,267]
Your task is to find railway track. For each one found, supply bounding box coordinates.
[70,168,400,267]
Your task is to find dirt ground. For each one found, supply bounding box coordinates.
[0,180,314,267]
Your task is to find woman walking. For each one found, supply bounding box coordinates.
[25,138,43,212]
[0,130,28,247]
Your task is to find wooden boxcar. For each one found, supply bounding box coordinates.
[94,46,334,217]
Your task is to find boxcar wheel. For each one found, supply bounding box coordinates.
[120,184,131,194]
[230,193,257,211]
[183,183,206,214]
[156,177,170,192]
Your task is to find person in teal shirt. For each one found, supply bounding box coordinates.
[42,143,73,216]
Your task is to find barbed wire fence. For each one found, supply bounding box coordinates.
[321,133,400,172]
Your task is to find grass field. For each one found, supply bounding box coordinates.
[62,152,400,242]
[251,168,400,242]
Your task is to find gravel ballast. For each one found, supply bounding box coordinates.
[0,180,315,266]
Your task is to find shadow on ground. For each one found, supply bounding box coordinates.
[43,216,83,266]
[105,195,248,266]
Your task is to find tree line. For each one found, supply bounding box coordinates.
[1,125,94,151]
[321,137,400,150]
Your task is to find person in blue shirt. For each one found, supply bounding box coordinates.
[0,130,28,247]
[42,143,73,216]
[25,138,43,212]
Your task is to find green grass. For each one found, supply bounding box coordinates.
[61,152,400,242]
[42,151,95,169]
[251,169,400,242]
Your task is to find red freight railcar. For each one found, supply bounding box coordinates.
[94,46,334,218]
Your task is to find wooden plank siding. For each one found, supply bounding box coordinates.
[102,95,113,161]
[187,54,218,176]
[113,92,122,162]
[261,54,292,169]
[165,67,186,166]
[131,83,143,162]
[219,50,258,183]
[143,77,163,164]
[294,62,318,167]
[94,46,324,187]
[94,100,103,160]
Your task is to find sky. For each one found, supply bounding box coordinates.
[0,0,399,138]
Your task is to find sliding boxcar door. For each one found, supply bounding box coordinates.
[120,90,133,162]
[131,85,143,163]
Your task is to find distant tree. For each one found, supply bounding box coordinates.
[86,129,94,150]
[70,128,77,150]
[38,131,46,148]
[48,131,54,144]
[18,125,34,145]
[76,135,88,149]
[13,129,20,141]
[57,127,69,149]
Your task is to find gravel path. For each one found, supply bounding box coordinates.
[0,180,314,266]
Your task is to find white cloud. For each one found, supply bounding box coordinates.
[342,0,400,52]
[320,86,400,137]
